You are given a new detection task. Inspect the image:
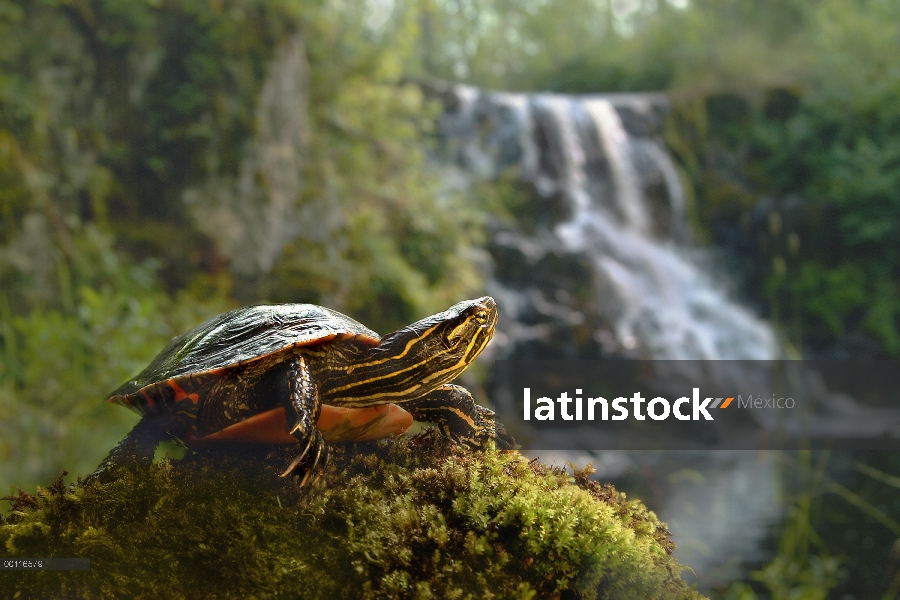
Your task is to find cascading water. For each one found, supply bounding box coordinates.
[430,81,900,430]
[430,81,900,589]
[426,82,785,589]
[432,83,777,363]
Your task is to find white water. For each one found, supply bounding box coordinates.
[433,83,787,588]
[430,81,900,591]
[438,85,777,361]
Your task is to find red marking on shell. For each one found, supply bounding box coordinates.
[167,379,197,403]
[351,333,380,346]
[140,388,157,408]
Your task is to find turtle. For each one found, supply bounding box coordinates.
[92,296,515,483]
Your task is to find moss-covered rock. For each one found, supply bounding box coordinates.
[1,432,704,599]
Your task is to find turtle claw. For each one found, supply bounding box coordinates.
[471,405,518,450]
[280,433,314,477]
[405,385,517,451]
[491,420,518,451]
[298,437,328,487]
[281,430,329,486]
[311,449,330,486]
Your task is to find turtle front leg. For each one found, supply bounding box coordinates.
[280,355,329,484]
[405,385,517,450]
[86,417,164,483]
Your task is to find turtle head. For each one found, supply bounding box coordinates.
[405,295,498,365]
[323,297,498,405]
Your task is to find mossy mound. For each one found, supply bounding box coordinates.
[2,432,704,599]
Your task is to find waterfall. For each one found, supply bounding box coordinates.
[428,81,900,589]
[431,83,778,362]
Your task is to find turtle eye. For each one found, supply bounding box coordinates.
[473,310,489,325]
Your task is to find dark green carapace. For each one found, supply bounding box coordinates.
[93,297,515,482]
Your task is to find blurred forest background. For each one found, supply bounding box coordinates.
[1,0,899,597]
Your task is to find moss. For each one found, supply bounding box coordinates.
[1,432,704,599]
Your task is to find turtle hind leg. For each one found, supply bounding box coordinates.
[281,354,330,484]
[405,384,518,450]
[85,418,164,483]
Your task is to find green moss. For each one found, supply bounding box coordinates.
[1,432,704,599]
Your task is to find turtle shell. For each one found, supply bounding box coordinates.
[107,304,380,408]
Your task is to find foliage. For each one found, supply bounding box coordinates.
[717,450,900,599]
[665,10,900,357]
[414,3,900,596]
[0,0,486,493]
[416,0,900,357]
[415,0,617,89]
[0,0,483,328]
[1,0,898,596]
[671,1,900,357]
[0,219,231,492]
[0,434,704,599]
[721,450,844,600]
[568,0,900,357]
[413,0,817,94]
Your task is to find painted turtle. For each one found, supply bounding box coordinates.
[93,297,514,483]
